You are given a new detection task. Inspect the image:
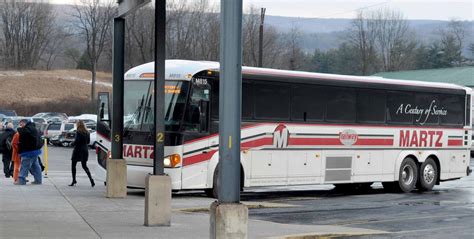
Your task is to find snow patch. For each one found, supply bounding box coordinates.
[64,76,112,87]
[0,72,25,77]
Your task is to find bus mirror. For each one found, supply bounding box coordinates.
[98,92,110,122]
[99,102,105,120]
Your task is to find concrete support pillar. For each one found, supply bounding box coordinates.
[106,159,127,198]
[210,201,248,239]
[144,174,171,226]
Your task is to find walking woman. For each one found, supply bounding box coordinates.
[69,121,95,187]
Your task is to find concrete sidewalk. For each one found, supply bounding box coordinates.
[0,172,386,239]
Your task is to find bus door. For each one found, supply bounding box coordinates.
[96,92,111,169]
[181,78,211,189]
[97,92,111,146]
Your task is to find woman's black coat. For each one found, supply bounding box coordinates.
[71,131,90,162]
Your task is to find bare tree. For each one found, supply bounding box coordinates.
[437,19,469,65]
[0,0,55,69]
[41,27,71,70]
[371,8,414,71]
[347,11,378,75]
[443,20,468,51]
[280,27,306,70]
[242,7,260,66]
[71,0,115,101]
[125,5,155,67]
[346,8,416,73]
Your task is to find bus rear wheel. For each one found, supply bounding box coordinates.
[417,158,438,191]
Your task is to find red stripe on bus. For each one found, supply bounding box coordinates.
[182,150,218,166]
[184,123,266,144]
[447,139,463,146]
[354,138,394,146]
[289,138,342,146]
[241,137,273,149]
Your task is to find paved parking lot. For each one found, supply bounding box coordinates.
[1,146,473,238]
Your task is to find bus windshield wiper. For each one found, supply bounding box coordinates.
[143,93,153,128]
[125,94,145,129]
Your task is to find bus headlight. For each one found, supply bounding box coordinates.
[164,154,181,168]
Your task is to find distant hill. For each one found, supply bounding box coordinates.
[0,70,111,116]
[266,16,473,55]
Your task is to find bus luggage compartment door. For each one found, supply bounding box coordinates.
[324,152,354,183]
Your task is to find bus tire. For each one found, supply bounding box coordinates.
[417,158,438,191]
[396,157,418,193]
[205,166,219,198]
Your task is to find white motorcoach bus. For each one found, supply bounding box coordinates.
[95,60,472,197]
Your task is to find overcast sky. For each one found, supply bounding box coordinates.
[50,0,473,21]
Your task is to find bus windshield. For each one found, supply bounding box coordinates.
[124,80,189,132]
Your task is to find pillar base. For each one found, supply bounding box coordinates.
[105,159,127,198]
[144,174,171,226]
[210,201,248,239]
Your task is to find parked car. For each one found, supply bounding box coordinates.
[0,109,17,117]
[31,117,47,125]
[44,122,75,142]
[49,133,70,147]
[89,130,97,148]
[68,114,97,122]
[33,112,68,121]
[31,117,48,134]
[46,117,63,124]
[64,128,97,148]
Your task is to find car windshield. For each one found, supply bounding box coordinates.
[124,80,189,132]
[64,124,74,131]
[32,118,45,123]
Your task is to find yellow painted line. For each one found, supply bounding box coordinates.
[229,136,232,149]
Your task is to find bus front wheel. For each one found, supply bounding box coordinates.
[205,167,219,198]
[204,165,244,198]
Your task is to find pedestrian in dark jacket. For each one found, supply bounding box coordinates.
[0,123,15,178]
[69,120,95,187]
[17,119,43,185]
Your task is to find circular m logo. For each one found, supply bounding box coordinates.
[273,124,289,148]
